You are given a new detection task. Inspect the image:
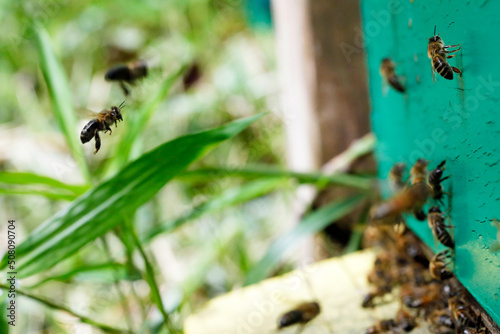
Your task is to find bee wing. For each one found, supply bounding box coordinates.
[76,108,100,119]
[431,65,436,84]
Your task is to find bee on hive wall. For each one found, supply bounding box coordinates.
[380,58,405,93]
[427,206,455,248]
[427,26,462,82]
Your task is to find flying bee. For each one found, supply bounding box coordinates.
[370,182,429,222]
[427,26,462,82]
[105,60,148,96]
[429,249,454,280]
[380,58,406,93]
[80,102,124,154]
[277,301,320,329]
[428,206,455,248]
[428,160,450,202]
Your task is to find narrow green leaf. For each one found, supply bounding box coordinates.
[179,166,374,190]
[0,188,77,201]
[124,218,177,332]
[0,172,88,194]
[29,263,140,288]
[0,114,264,278]
[0,284,128,333]
[35,26,90,183]
[142,178,287,242]
[244,195,366,285]
[106,65,187,173]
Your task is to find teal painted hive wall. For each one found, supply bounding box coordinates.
[360,0,500,323]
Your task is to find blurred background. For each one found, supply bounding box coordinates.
[0,0,375,333]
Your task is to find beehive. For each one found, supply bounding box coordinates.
[360,0,500,323]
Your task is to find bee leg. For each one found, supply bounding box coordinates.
[444,44,461,49]
[447,54,457,59]
[452,67,462,77]
[120,82,130,96]
[441,175,451,182]
[105,124,112,134]
[94,132,101,154]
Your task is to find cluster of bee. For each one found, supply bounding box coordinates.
[363,227,491,333]
[363,161,492,333]
[370,159,453,249]
[80,60,148,154]
[380,26,462,93]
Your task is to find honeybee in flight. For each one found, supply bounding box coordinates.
[277,301,320,329]
[429,249,454,280]
[427,26,462,82]
[427,206,455,248]
[370,159,429,222]
[80,102,124,154]
[380,58,405,93]
[428,160,450,202]
[105,60,148,96]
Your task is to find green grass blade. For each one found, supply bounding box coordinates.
[106,65,187,174]
[0,284,128,333]
[0,114,264,278]
[142,178,287,242]
[35,26,90,183]
[179,166,374,190]
[125,218,177,333]
[0,172,88,194]
[0,188,78,201]
[29,263,140,289]
[244,194,366,285]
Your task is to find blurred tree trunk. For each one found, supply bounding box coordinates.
[272,0,373,261]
